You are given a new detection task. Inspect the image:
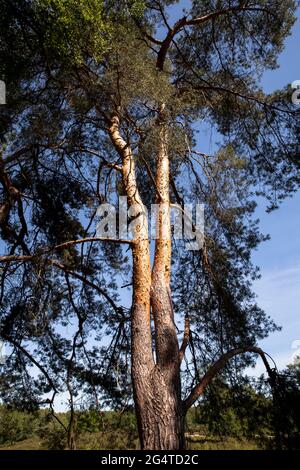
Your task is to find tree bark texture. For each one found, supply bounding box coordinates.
[108,112,273,450]
[109,112,185,449]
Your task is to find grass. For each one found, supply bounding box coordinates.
[186,435,261,450]
[0,434,261,451]
[0,437,44,450]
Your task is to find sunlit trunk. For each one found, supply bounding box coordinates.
[109,110,185,450]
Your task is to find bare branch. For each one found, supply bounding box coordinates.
[51,260,126,319]
[1,333,57,393]
[0,237,134,264]
[0,254,33,263]
[77,146,122,171]
[179,314,190,363]
[53,237,133,250]
[183,346,274,412]
[156,4,278,70]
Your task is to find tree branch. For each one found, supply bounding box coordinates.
[1,333,57,393]
[0,237,134,264]
[53,237,133,249]
[51,260,126,320]
[179,314,190,363]
[183,346,274,412]
[156,4,277,70]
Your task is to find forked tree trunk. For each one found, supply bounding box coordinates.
[108,108,274,450]
[131,229,186,449]
[109,110,186,449]
[109,110,188,449]
[138,113,185,449]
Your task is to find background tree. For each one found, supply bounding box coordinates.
[0,0,299,449]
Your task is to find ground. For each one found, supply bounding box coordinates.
[0,434,261,451]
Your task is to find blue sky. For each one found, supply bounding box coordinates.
[247,11,300,374]
[166,1,300,374]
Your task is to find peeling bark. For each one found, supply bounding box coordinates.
[108,111,185,450]
[148,113,185,449]
[107,112,273,450]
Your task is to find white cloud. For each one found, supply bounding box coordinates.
[246,262,300,377]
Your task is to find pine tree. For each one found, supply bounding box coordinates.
[0,0,299,449]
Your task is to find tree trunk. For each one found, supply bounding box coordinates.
[109,111,185,450]
[134,365,185,450]
[133,111,185,450]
